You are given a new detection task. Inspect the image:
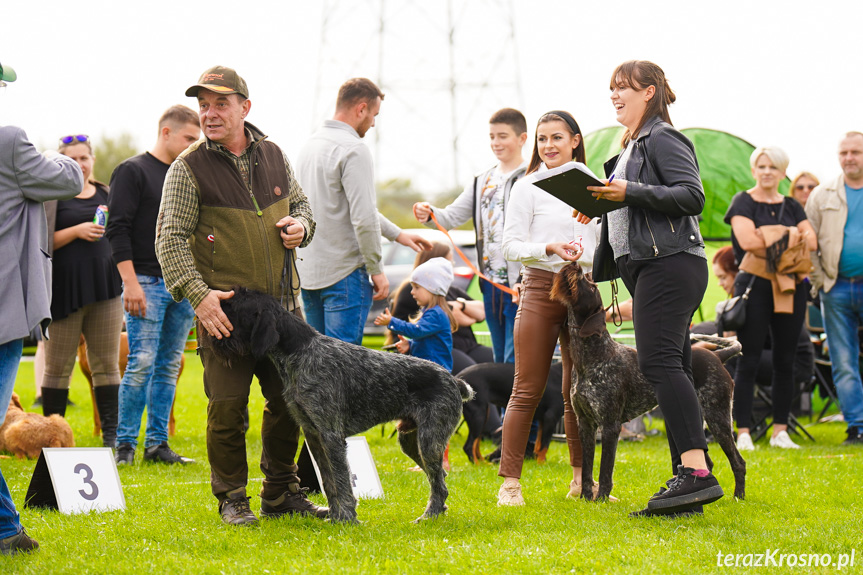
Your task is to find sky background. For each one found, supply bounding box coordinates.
[2,0,861,196]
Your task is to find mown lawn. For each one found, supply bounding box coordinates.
[1,349,861,575]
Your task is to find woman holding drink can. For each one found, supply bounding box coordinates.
[496,110,598,506]
[41,135,123,447]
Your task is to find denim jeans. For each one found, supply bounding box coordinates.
[480,278,518,364]
[820,277,863,430]
[301,266,373,345]
[116,275,195,449]
[0,339,24,538]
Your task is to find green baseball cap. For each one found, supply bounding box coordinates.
[185,65,248,99]
[0,61,17,83]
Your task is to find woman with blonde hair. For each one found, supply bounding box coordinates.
[724,146,817,451]
[42,135,123,447]
[789,171,819,208]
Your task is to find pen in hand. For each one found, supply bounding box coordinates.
[596,174,615,201]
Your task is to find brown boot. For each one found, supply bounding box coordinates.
[260,484,328,519]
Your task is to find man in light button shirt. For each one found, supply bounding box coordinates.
[297,78,431,345]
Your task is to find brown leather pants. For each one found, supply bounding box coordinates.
[499,268,582,479]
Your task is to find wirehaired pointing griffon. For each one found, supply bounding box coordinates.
[207,287,474,523]
[549,263,746,504]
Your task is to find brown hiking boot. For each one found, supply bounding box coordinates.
[219,491,259,526]
[261,484,328,519]
[0,528,39,555]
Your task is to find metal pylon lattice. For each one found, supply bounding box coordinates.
[312,0,524,194]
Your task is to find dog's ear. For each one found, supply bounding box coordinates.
[250,310,280,359]
[550,264,577,304]
[585,272,594,283]
[578,309,608,338]
[11,392,22,410]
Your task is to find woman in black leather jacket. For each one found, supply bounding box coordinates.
[576,60,723,518]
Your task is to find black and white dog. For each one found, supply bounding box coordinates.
[207,287,474,523]
[549,263,746,503]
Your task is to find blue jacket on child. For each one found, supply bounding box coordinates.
[387,306,453,372]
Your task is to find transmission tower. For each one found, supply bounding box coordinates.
[312,0,524,195]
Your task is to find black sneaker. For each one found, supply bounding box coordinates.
[143,442,195,464]
[219,493,258,526]
[842,427,863,445]
[115,443,135,465]
[261,485,328,519]
[646,465,724,514]
[0,528,39,556]
[485,447,502,464]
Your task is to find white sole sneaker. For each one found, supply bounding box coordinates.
[498,483,525,506]
[769,430,801,449]
[737,432,755,451]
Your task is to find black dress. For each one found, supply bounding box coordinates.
[51,183,122,321]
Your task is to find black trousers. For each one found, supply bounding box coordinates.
[731,273,807,429]
[618,252,709,473]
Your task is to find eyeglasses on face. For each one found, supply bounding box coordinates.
[795,184,816,191]
[60,134,90,145]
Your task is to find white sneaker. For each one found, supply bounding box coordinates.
[497,482,525,506]
[737,432,755,451]
[769,430,800,449]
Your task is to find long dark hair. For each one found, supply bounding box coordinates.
[610,60,676,147]
[526,111,586,175]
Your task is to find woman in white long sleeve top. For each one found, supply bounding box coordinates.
[496,111,598,506]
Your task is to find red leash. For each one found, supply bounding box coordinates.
[419,208,518,298]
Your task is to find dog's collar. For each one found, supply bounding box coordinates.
[576,309,607,338]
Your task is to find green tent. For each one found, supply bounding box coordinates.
[583,126,790,240]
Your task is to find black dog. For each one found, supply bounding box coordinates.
[458,362,563,464]
[549,263,746,503]
[207,287,474,523]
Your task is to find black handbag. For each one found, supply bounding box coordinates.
[716,274,755,332]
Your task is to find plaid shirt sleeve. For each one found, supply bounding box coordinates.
[155,160,211,309]
[283,152,315,247]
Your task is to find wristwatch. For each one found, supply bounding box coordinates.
[456,297,467,312]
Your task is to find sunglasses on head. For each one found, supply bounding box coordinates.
[795,184,816,191]
[60,134,89,145]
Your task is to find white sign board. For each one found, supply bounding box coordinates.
[301,436,384,500]
[345,436,384,499]
[42,448,126,514]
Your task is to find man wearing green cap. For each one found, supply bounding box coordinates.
[156,65,324,526]
[1,60,83,554]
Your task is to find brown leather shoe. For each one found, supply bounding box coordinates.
[261,485,328,519]
[219,492,259,526]
[0,528,39,555]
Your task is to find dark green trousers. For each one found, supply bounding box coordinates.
[199,325,300,501]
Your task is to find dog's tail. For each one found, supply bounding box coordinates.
[691,334,743,364]
[455,377,476,402]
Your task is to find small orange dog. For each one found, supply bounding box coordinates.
[0,392,74,459]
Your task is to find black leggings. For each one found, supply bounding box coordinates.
[618,252,709,473]
[732,273,807,429]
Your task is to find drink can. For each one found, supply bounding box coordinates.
[93,205,109,227]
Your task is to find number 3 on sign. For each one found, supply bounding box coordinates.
[43,448,125,514]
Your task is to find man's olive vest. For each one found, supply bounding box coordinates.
[179,135,299,308]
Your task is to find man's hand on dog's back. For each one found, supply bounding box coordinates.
[197,289,235,339]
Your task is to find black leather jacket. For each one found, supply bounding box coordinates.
[593,116,705,282]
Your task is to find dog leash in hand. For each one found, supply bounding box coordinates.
[605,278,622,328]
[419,209,518,298]
[280,227,298,309]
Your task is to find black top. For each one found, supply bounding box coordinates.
[723,193,807,266]
[52,183,123,321]
[105,152,170,277]
[391,284,479,354]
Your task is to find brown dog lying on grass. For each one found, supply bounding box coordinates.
[0,392,74,458]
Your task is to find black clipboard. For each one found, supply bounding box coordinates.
[532,162,617,219]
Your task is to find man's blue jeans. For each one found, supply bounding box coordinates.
[480,278,518,364]
[821,277,863,430]
[0,339,24,538]
[301,267,373,345]
[116,275,195,449]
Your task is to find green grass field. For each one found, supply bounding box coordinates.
[2,349,861,574]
